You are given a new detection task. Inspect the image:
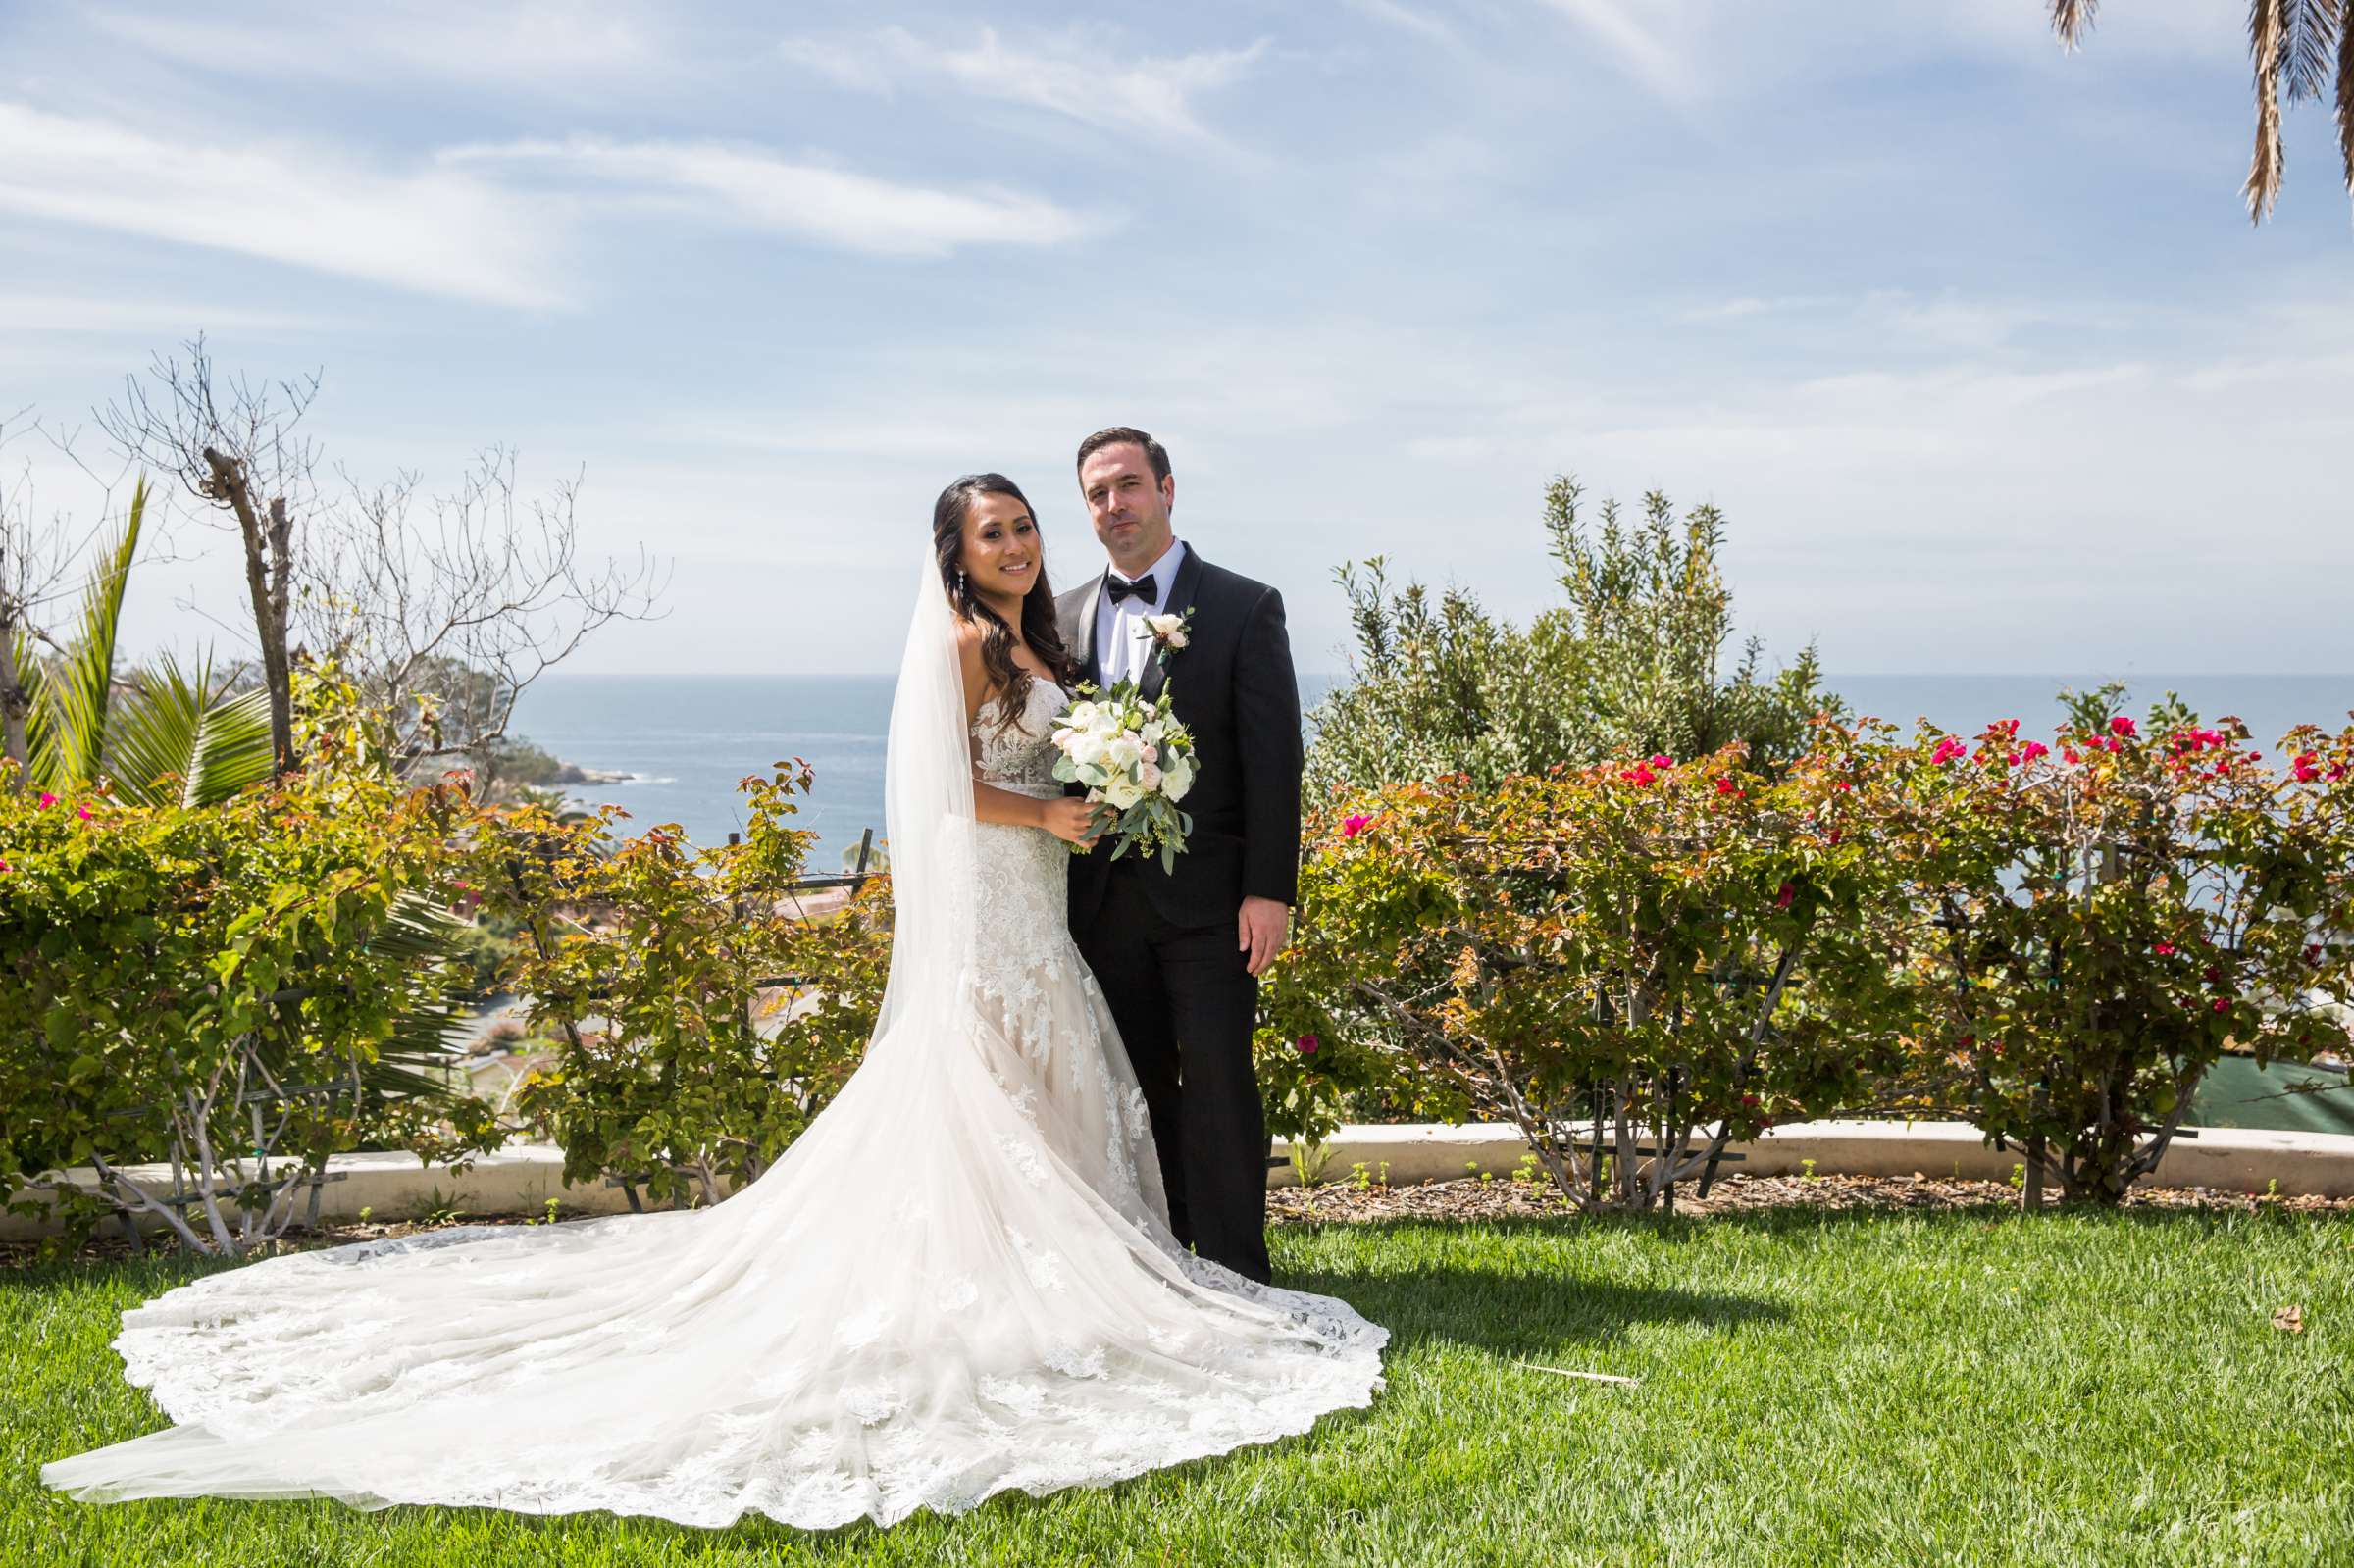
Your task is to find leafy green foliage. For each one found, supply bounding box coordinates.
[0,733,500,1242]
[1306,477,1835,796]
[492,764,892,1210]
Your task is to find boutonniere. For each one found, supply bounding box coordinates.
[1138,606,1196,667]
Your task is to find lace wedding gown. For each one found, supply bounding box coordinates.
[43,674,1387,1531]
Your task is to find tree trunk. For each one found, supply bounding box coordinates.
[201,447,297,777]
[0,608,29,786]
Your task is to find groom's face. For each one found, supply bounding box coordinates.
[1080,443,1175,573]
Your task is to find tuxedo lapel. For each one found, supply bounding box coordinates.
[1139,547,1204,704]
[1073,572,1107,689]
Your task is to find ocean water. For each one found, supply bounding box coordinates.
[509,672,2354,865]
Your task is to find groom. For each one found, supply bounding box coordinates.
[1057,426,1301,1287]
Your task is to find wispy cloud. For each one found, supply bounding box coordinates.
[778,25,1270,147]
[1530,0,1698,106]
[1345,0,1464,50]
[444,136,1098,257]
[89,1,668,94]
[0,102,566,308]
[0,294,337,335]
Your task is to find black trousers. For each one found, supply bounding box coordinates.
[1075,860,1271,1284]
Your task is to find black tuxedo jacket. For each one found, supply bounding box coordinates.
[1056,548,1303,931]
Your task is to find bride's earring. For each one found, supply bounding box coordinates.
[956,567,968,598]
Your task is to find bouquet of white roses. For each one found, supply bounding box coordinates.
[1049,681,1198,872]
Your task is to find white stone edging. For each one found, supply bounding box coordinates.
[8,1120,2351,1240]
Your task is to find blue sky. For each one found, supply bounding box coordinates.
[2,1,2348,678]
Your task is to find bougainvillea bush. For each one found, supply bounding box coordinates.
[493,763,891,1211]
[1274,733,1910,1211]
[1859,699,2354,1203]
[0,714,500,1253]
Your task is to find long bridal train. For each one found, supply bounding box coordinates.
[41,572,1386,1531]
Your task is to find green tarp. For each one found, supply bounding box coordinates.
[2186,1054,2354,1137]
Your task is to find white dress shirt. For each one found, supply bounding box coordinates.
[1093,537,1187,689]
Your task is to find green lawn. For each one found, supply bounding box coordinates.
[5,1205,2349,1567]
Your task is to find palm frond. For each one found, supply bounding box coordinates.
[39,475,147,790]
[367,891,494,1093]
[2247,0,2289,222]
[10,624,55,782]
[2279,0,2342,103]
[2338,0,2354,192]
[103,651,278,808]
[2050,0,2100,50]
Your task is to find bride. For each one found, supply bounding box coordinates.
[41,473,1388,1531]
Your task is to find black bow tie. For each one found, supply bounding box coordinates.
[1105,573,1157,606]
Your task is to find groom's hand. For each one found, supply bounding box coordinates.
[1238,895,1290,978]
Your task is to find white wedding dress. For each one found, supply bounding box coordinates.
[43,566,1387,1531]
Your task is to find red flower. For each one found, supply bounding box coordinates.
[0,858,11,873]
[1774,881,1795,910]
[1990,719,2021,739]
[36,791,56,809]
[1714,777,1741,796]
[2063,747,2082,765]
[2154,942,2175,956]
[2020,741,2049,762]
[1931,737,1968,767]
[2307,944,2326,966]
[1340,813,1373,838]
[2211,998,2230,1013]
[1739,1093,1760,1108]
[2293,754,2321,783]
[76,804,92,821]
[2204,965,2222,984]
[1618,764,1659,786]
[1649,754,1673,769]
[1294,1034,1320,1055]
[2109,716,2137,738]
[1957,1034,1976,1049]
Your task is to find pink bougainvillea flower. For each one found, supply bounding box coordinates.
[2293,754,2322,782]
[0,858,11,873]
[1714,777,1741,796]
[2109,716,2137,738]
[2153,941,2175,956]
[2307,944,2326,966]
[1774,881,1795,910]
[2329,764,2349,783]
[1340,813,1372,838]
[76,804,92,821]
[1989,719,2021,739]
[1294,1034,1320,1055]
[1833,779,1853,792]
[1648,754,1673,769]
[36,791,56,808]
[1931,737,1968,767]
[1739,1092,1760,1108]
[2020,741,2049,762]
[2211,997,2230,1013]
[2063,746,2082,765]
[1618,764,1659,786]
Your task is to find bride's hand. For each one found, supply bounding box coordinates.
[1038,797,1104,846]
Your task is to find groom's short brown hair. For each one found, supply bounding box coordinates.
[1076,426,1171,485]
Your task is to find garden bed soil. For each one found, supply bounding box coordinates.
[11,1171,2348,1268]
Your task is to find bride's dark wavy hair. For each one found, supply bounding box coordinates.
[933,473,1078,733]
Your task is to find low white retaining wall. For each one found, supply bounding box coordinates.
[1267,1119,2354,1198]
[9,1120,2352,1239]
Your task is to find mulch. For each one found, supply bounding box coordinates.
[1267,1169,2354,1223]
[11,1171,2348,1268]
